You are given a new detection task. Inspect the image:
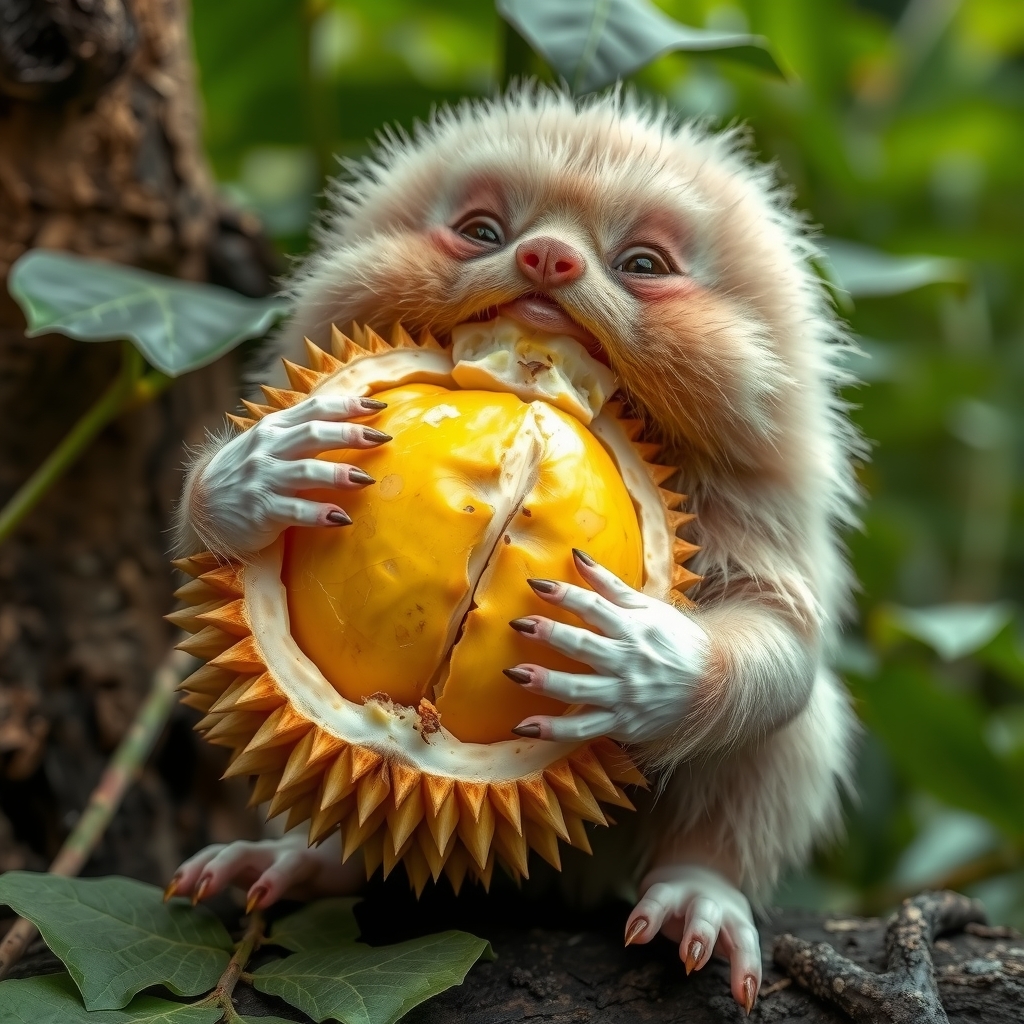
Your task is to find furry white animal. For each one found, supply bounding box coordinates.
[170,86,862,1014]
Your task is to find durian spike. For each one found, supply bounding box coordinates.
[558,774,607,826]
[240,399,275,420]
[523,816,562,870]
[197,563,244,596]
[309,793,353,846]
[382,832,414,879]
[248,770,284,809]
[568,747,619,804]
[390,323,416,348]
[242,704,312,755]
[196,598,249,637]
[592,738,649,788]
[387,784,424,855]
[349,746,382,784]
[282,359,323,393]
[210,635,266,674]
[442,844,470,895]
[321,747,354,808]
[176,626,234,660]
[673,538,700,563]
[279,728,338,791]
[178,663,236,697]
[259,385,305,410]
[457,793,495,871]
[423,782,459,854]
[473,852,496,892]
[284,793,317,834]
[563,813,593,854]
[647,464,678,486]
[207,676,255,714]
[223,742,290,779]
[179,690,216,713]
[403,840,431,897]
[543,761,579,796]
[266,775,319,821]
[667,509,697,530]
[201,710,263,747]
[226,414,255,430]
[518,776,570,843]
[166,599,224,633]
[494,817,530,878]
[422,774,455,816]
[349,321,367,347]
[362,830,385,880]
[672,565,702,592]
[330,324,364,362]
[356,765,391,826]
[415,821,451,881]
[232,672,286,712]
[417,327,442,350]
[172,551,219,576]
[303,337,344,374]
[489,780,522,834]
[659,488,685,511]
[341,804,387,863]
[389,759,419,807]
[455,780,487,822]
[617,419,644,441]
[362,326,390,354]
[173,578,219,604]
[634,441,662,461]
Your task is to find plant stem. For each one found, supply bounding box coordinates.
[196,912,265,1022]
[0,340,144,544]
[0,646,192,980]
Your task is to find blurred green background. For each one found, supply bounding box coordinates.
[189,0,1024,923]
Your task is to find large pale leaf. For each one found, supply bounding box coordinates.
[0,873,232,1011]
[269,897,361,952]
[820,238,967,297]
[496,0,781,93]
[8,249,289,377]
[0,974,221,1024]
[252,930,492,1024]
[878,603,1015,662]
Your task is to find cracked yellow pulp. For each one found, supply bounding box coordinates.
[282,382,643,744]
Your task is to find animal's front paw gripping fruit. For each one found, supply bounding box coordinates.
[171,318,700,893]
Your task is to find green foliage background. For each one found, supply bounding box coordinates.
[188,0,1024,923]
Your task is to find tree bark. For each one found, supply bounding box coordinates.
[0,0,274,882]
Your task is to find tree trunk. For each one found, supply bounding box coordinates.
[0,0,274,882]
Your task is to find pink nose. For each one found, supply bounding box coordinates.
[515,237,585,288]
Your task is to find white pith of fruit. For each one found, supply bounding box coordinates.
[171,320,701,894]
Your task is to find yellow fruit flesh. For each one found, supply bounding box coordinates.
[282,383,643,744]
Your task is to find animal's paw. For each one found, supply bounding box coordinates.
[163,834,361,913]
[625,864,761,1014]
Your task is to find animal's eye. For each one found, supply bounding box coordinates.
[613,247,672,276]
[455,214,505,247]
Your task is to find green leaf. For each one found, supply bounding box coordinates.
[819,239,967,298]
[0,974,221,1024]
[269,898,361,952]
[496,0,782,94]
[0,873,232,1011]
[8,250,289,377]
[252,930,492,1024]
[877,603,1015,661]
[849,664,1024,837]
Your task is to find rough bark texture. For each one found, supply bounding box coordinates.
[5,885,1023,1022]
[0,0,276,882]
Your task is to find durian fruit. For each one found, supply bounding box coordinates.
[171,317,700,895]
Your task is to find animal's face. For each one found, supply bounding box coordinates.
[299,93,821,459]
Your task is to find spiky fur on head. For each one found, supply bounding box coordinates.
[246,84,863,897]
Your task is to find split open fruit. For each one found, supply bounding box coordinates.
[171,318,699,894]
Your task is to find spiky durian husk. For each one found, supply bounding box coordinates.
[171,322,701,894]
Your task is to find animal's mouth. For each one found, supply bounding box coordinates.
[464,293,609,367]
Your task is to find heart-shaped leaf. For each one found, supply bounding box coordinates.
[0,974,221,1024]
[8,249,289,377]
[0,873,232,1010]
[497,0,782,93]
[252,930,493,1024]
[269,897,361,952]
[819,238,967,297]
